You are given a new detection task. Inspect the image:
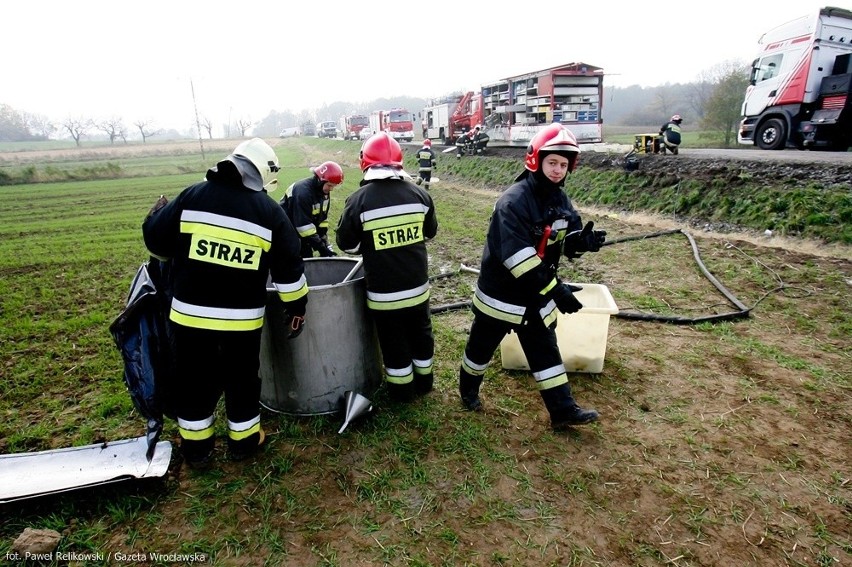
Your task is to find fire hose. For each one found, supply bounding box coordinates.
[428,228,781,325]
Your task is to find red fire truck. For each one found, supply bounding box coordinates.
[340,114,370,141]
[369,109,414,142]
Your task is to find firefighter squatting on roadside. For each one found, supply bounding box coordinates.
[458,123,607,430]
[280,161,344,258]
[143,138,309,468]
[336,132,439,403]
[659,114,683,154]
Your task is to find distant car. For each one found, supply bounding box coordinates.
[279,127,299,138]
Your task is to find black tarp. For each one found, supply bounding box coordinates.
[109,260,176,460]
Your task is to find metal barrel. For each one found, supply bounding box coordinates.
[259,257,382,415]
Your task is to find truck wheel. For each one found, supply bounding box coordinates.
[756,118,787,150]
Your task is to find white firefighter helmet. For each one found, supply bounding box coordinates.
[231,138,280,192]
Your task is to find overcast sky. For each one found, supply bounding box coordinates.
[2,0,839,133]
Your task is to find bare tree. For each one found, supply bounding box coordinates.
[61,117,91,147]
[236,118,254,137]
[97,117,126,145]
[653,87,679,121]
[200,116,214,139]
[23,112,55,140]
[134,119,160,143]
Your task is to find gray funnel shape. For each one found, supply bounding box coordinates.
[338,391,373,433]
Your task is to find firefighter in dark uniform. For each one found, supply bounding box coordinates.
[280,161,344,258]
[458,124,606,430]
[336,132,439,402]
[143,138,309,467]
[456,129,473,159]
[471,124,489,155]
[415,139,437,190]
[659,114,683,154]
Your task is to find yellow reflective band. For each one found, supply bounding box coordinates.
[472,294,523,324]
[296,223,317,237]
[228,422,261,441]
[462,354,488,375]
[181,221,271,252]
[372,222,423,250]
[367,288,429,310]
[188,233,262,270]
[386,371,414,385]
[541,307,558,328]
[319,221,329,228]
[277,286,308,304]
[510,255,540,278]
[540,277,557,296]
[170,308,264,331]
[179,425,215,441]
[536,372,568,390]
[363,212,425,231]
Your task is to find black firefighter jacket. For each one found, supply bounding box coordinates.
[280,175,332,255]
[472,171,583,328]
[142,160,308,332]
[336,169,438,311]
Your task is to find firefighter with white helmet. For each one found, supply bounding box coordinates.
[143,137,308,467]
[659,114,683,154]
[280,161,344,257]
[415,139,437,190]
[458,123,605,430]
[336,133,439,402]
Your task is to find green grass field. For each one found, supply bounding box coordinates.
[1,138,849,566]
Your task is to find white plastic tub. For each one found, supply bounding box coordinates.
[500,283,619,373]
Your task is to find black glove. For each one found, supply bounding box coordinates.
[283,297,307,339]
[549,283,584,314]
[564,221,607,256]
[317,244,336,257]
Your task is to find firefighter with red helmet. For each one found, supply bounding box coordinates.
[415,139,437,190]
[143,138,309,467]
[280,161,343,258]
[336,133,439,402]
[458,124,605,430]
[659,114,683,154]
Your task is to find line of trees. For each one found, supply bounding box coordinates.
[1,61,750,146]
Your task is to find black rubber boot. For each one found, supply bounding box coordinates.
[459,369,483,411]
[415,372,434,397]
[387,381,417,403]
[229,428,266,461]
[550,405,599,430]
[541,385,599,429]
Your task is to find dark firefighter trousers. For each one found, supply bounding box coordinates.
[417,167,432,189]
[461,307,578,416]
[370,301,434,400]
[173,324,263,461]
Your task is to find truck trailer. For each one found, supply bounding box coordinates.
[738,6,852,150]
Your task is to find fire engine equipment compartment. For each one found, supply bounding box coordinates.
[499,283,619,374]
[260,257,382,415]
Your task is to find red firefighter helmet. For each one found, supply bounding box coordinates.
[312,161,344,184]
[524,124,580,173]
[359,132,403,171]
[422,139,432,147]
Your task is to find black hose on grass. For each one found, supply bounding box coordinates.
[429,228,756,324]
